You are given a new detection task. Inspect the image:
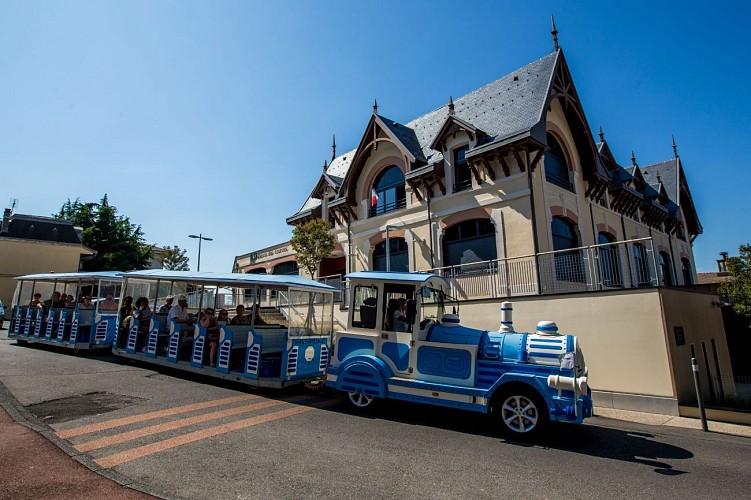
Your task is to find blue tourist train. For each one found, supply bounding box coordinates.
[326,271,592,436]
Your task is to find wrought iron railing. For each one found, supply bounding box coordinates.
[369,198,407,218]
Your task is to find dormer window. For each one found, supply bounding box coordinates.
[545,133,574,192]
[370,165,406,217]
[453,145,472,193]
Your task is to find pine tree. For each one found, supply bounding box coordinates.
[158,245,190,271]
[55,195,152,271]
[290,218,336,279]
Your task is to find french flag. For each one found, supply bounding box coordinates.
[371,188,378,207]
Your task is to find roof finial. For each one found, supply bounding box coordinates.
[448,96,455,116]
[323,159,328,172]
[631,150,637,167]
[672,134,678,158]
[598,126,604,142]
[656,169,661,184]
[332,134,337,162]
[373,98,378,114]
[551,15,559,50]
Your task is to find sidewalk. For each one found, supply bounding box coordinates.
[595,407,751,438]
[0,404,156,500]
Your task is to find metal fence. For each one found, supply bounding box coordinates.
[430,237,660,300]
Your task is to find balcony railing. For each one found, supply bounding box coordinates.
[428,237,660,300]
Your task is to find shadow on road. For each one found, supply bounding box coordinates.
[321,398,694,476]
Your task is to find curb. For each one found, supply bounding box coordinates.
[0,381,177,500]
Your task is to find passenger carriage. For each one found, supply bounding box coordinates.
[113,270,335,389]
[326,271,593,437]
[9,272,123,351]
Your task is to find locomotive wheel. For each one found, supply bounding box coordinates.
[494,386,549,438]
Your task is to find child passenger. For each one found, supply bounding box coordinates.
[200,308,221,368]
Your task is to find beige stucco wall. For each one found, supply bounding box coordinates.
[0,238,91,307]
[658,288,734,404]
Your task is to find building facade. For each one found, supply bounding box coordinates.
[236,39,733,415]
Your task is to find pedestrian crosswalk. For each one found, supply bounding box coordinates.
[54,393,339,468]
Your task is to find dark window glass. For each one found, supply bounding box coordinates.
[551,216,578,251]
[453,146,472,192]
[632,243,650,286]
[597,232,622,287]
[373,238,409,272]
[551,217,584,282]
[272,261,299,276]
[545,133,573,191]
[442,219,497,267]
[681,258,692,285]
[659,252,673,286]
[370,166,406,217]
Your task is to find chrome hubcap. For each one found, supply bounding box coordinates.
[348,392,374,408]
[501,395,538,433]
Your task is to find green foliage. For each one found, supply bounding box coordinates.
[290,218,336,278]
[720,244,751,318]
[55,195,152,271]
[158,245,190,271]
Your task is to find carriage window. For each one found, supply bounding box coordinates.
[352,285,378,329]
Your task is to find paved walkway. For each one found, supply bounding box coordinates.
[0,404,156,500]
[595,407,751,438]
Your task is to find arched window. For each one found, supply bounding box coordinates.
[545,133,573,191]
[442,218,497,267]
[272,261,299,276]
[659,252,674,287]
[551,216,584,283]
[681,258,693,285]
[597,232,622,287]
[632,243,650,287]
[551,216,578,251]
[370,165,406,217]
[373,237,408,272]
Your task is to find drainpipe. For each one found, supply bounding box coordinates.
[426,189,435,269]
[526,148,542,294]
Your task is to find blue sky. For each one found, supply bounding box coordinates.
[1,1,747,273]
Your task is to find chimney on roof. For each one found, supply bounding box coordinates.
[551,15,559,50]
[448,96,455,116]
[1,208,10,236]
[718,252,728,274]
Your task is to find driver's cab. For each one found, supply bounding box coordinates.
[341,271,454,377]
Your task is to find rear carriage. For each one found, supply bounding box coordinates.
[9,272,122,351]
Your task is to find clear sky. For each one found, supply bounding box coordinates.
[1,0,747,273]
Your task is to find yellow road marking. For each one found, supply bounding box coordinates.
[95,399,338,468]
[56,394,259,439]
[75,396,310,452]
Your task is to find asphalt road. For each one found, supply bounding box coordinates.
[1,334,750,500]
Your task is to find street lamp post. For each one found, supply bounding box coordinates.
[188,234,213,272]
[385,225,398,272]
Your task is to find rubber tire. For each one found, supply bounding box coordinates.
[343,391,378,412]
[16,339,28,346]
[493,385,549,439]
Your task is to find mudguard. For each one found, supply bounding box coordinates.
[334,355,394,399]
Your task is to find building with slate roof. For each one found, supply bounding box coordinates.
[0,208,95,307]
[233,26,738,417]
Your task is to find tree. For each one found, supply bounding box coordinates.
[158,245,190,271]
[55,194,152,271]
[290,218,336,279]
[720,244,751,318]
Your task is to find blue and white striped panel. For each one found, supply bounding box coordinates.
[147,330,159,355]
[126,325,138,351]
[192,336,205,365]
[45,314,55,339]
[95,321,108,342]
[12,310,21,335]
[34,316,42,338]
[246,345,260,375]
[57,312,66,339]
[217,341,231,370]
[24,313,32,336]
[167,332,180,359]
[319,344,329,372]
[69,318,79,344]
[526,334,565,365]
[286,346,299,376]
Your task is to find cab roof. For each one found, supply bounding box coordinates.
[345,271,449,290]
